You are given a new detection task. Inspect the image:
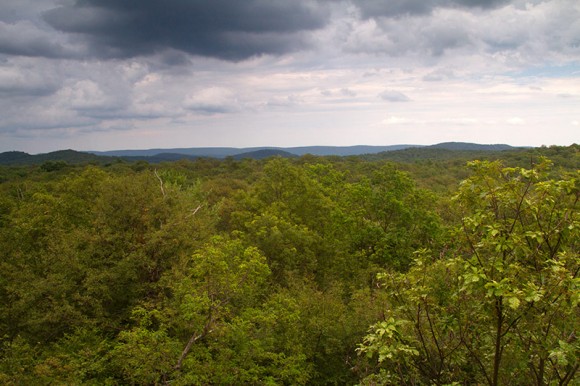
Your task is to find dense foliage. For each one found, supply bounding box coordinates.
[0,145,578,384]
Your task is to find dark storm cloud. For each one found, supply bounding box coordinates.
[355,0,511,18]
[43,0,329,61]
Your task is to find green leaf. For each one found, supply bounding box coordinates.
[506,296,520,310]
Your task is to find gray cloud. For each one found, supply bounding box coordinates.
[0,0,57,23]
[0,21,76,59]
[0,62,59,97]
[422,69,457,81]
[340,9,474,58]
[421,17,474,56]
[379,90,411,102]
[340,88,357,97]
[355,0,510,18]
[43,0,329,61]
[340,0,580,64]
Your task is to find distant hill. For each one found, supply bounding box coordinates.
[0,149,114,165]
[284,145,416,156]
[88,143,518,159]
[233,149,298,160]
[371,143,524,163]
[91,147,243,158]
[0,143,525,165]
[89,145,417,158]
[428,142,517,151]
[0,151,31,164]
[121,153,200,163]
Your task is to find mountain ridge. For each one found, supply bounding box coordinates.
[88,145,419,158]
[0,142,522,165]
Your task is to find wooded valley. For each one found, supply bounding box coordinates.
[0,145,578,385]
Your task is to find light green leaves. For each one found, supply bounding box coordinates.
[358,318,419,363]
[360,158,579,385]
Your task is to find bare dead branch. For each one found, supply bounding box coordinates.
[186,204,203,218]
[154,169,166,198]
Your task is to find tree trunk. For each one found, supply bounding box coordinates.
[492,297,504,386]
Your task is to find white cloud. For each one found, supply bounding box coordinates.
[184,87,240,114]
[441,117,480,125]
[58,80,110,110]
[0,64,58,96]
[382,116,414,125]
[507,117,525,125]
[382,116,482,126]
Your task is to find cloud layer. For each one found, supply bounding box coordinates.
[0,0,579,152]
[43,0,328,60]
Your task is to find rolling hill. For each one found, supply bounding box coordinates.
[0,143,523,165]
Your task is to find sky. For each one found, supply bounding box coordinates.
[0,0,578,153]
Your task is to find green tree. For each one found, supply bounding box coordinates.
[160,237,271,381]
[231,158,344,287]
[359,159,579,385]
[0,166,212,353]
[340,164,442,273]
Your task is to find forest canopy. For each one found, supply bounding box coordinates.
[0,145,578,385]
